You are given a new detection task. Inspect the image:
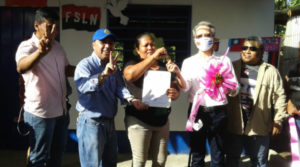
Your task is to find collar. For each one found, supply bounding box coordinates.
[31,33,40,47]
[196,51,217,60]
[242,61,262,72]
[92,52,109,67]
[92,52,101,65]
[244,64,261,72]
[31,33,56,47]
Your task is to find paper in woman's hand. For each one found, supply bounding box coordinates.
[142,70,171,108]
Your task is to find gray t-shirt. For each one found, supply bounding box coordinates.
[240,64,259,128]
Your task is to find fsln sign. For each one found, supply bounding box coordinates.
[62,5,101,31]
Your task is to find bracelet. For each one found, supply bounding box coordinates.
[127,98,139,104]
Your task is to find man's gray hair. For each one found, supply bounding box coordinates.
[192,21,216,37]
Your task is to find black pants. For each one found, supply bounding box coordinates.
[188,104,227,167]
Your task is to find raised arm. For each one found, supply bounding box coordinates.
[166,60,186,89]
[124,47,167,82]
[17,25,56,74]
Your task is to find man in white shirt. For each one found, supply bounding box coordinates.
[180,21,239,167]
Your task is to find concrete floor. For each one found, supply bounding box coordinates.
[0,149,291,167]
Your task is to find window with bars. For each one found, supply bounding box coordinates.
[107,4,191,69]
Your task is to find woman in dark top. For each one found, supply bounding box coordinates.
[123,33,184,167]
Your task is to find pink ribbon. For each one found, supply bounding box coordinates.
[186,48,237,132]
[289,117,300,167]
[186,91,205,131]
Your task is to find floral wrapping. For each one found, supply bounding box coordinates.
[186,48,238,132]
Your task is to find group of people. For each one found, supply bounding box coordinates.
[15,8,299,167]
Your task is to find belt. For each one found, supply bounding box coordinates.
[91,116,113,121]
[198,105,227,113]
[78,112,113,121]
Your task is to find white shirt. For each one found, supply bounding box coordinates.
[181,52,239,107]
[15,33,68,118]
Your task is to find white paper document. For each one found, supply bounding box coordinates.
[142,70,171,108]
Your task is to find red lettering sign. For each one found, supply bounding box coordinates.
[62,5,101,31]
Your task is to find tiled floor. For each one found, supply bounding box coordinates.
[0,149,291,167]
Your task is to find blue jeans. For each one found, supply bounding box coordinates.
[189,105,227,167]
[24,111,69,167]
[226,133,270,167]
[76,115,117,167]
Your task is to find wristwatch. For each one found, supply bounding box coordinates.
[98,72,108,85]
[127,97,134,104]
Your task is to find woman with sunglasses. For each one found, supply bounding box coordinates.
[226,36,289,167]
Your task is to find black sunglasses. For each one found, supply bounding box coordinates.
[241,46,258,51]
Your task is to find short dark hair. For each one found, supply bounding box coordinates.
[244,36,264,51]
[244,36,264,60]
[35,8,59,24]
[135,32,154,48]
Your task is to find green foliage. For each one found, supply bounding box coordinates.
[274,24,286,37]
[273,0,300,38]
[275,0,300,10]
[290,0,300,7]
[275,0,288,10]
[167,46,176,62]
[114,42,124,69]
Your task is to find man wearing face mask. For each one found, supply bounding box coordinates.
[225,36,288,167]
[180,21,239,167]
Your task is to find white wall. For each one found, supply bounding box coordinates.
[190,0,274,55]
[65,0,274,131]
[281,16,300,78]
[117,0,274,131]
[1,0,275,130]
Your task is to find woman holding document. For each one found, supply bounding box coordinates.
[123,33,184,167]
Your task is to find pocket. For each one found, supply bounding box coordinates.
[23,111,31,123]
[257,83,272,108]
[76,116,90,138]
